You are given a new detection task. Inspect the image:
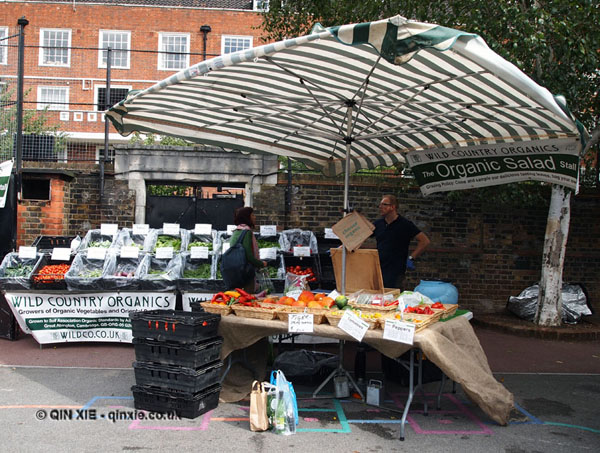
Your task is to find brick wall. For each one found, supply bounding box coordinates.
[17,163,135,246]
[253,173,600,314]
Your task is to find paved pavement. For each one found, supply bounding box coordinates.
[1,325,599,452]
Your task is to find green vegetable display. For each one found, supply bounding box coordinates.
[89,240,112,248]
[188,241,213,251]
[266,266,280,279]
[80,269,103,278]
[257,239,279,249]
[4,264,34,277]
[183,263,212,279]
[154,235,182,251]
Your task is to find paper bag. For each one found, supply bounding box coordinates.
[331,211,375,252]
[249,380,269,432]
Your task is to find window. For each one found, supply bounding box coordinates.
[99,30,130,69]
[253,0,270,11]
[95,86,130,111]
[37,86,69,110]
[0,27,8,65]
[21,175,50,200]
[221,36,253,54]
[158,33,189,70]
[39,28,71,67]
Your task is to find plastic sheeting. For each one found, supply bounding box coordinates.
[507,283,591,324]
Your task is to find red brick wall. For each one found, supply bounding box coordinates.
[0,2,267,134]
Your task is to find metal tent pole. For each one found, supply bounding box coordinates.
[312,102,363,401]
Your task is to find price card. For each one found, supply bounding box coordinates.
[51,247,71,261]
[259,248,277,260]
[288,313,314,333]
[293,246,311,257]
[222,243,230,253]
[100,223,118,236]
[120,246,140,259]
[226,224,236,235]
[260,225,277,237]
[338,310,369,342]
[156,247,174,259]
[194,223,212,235]
[163,223,180,235]
[191,246,209,259]
[324,228,339,239]
[383,319,416,345]
[18,246,37,259]
[133,224,149,235]
[87,247,107,260]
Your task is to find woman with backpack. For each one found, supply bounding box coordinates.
[223,206,267,293]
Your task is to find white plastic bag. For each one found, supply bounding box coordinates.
[269,370,297,435]
[397,291,434,308]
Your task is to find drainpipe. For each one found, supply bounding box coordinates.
[200,25,211,61]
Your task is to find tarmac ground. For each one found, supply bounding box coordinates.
[1,316,599,452]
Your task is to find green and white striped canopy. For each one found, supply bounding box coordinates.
[107,15,583,195]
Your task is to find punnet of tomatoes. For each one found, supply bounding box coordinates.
[286,265,317,282]
[33,263,71,283]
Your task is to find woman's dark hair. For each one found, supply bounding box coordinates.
[234,206,255,228]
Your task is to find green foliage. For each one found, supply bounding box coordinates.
[129,131,193,147]
[147,184,194,196]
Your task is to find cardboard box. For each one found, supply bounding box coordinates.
[331,211,375,253]
[330,248,384,293]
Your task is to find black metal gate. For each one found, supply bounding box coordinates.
[146,184,245,231]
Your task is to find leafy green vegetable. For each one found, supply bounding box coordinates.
[154,235,182,251]
[257,239,279,249]
[4,265,34,277]
[183,263,212,279]
[188,241,213,251]
[89,240,112,248]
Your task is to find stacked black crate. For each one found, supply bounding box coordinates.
[129,309,224,419]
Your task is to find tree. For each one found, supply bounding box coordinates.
[262,0,600,326]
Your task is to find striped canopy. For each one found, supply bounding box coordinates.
[107,15,583,195]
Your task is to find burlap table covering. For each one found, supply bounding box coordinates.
[218,314,514,425]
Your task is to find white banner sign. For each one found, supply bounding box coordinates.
[4,291,176,344]
[0,159,13,209]
[181,292,217,312]
[407,138,580,195]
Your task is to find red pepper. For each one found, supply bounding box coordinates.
[212,292,230,304]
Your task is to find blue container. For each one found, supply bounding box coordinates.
[413,280,458,304]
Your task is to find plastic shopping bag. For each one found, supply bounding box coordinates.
[269,370,298,435]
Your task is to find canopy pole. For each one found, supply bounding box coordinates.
[341,103,353,294]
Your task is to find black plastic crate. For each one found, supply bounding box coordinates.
[32,235,75,251]
[129,309,221,343]
[132,336,223,368]
[132,383,221,419]
[133,360,223,393]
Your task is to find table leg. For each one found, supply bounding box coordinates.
[312,340,365,400]
[399,348,427,441]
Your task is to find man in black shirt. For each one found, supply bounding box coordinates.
[373,194,430,289]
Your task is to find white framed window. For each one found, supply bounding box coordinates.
[94,85,131,111]
[98,30,131,69]
[0,27,8,65]
[158,33,189,70]
[37,86,69,110]
[39,28,71,67]
[221,35,253,54]
[253,0,270,11]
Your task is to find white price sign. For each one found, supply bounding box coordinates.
[194,223,212,235]
[156,247,174,259]
[260,225,277,237]
[18,246,37,259]
[51,247,71,261]
[100,223,118,236]
[226,225,236,235]
[259,248,277,260]
[293,246,311,257]
[383,319,416,345]
[120,246,140,259]
[162,223,180,235]
[324,228,339,239]
[221,243,230,253]
[191,246,209,259]
[87,247,107,260]
[288,313,314,333]
[132,224,149,235]
[338,310,369,342]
